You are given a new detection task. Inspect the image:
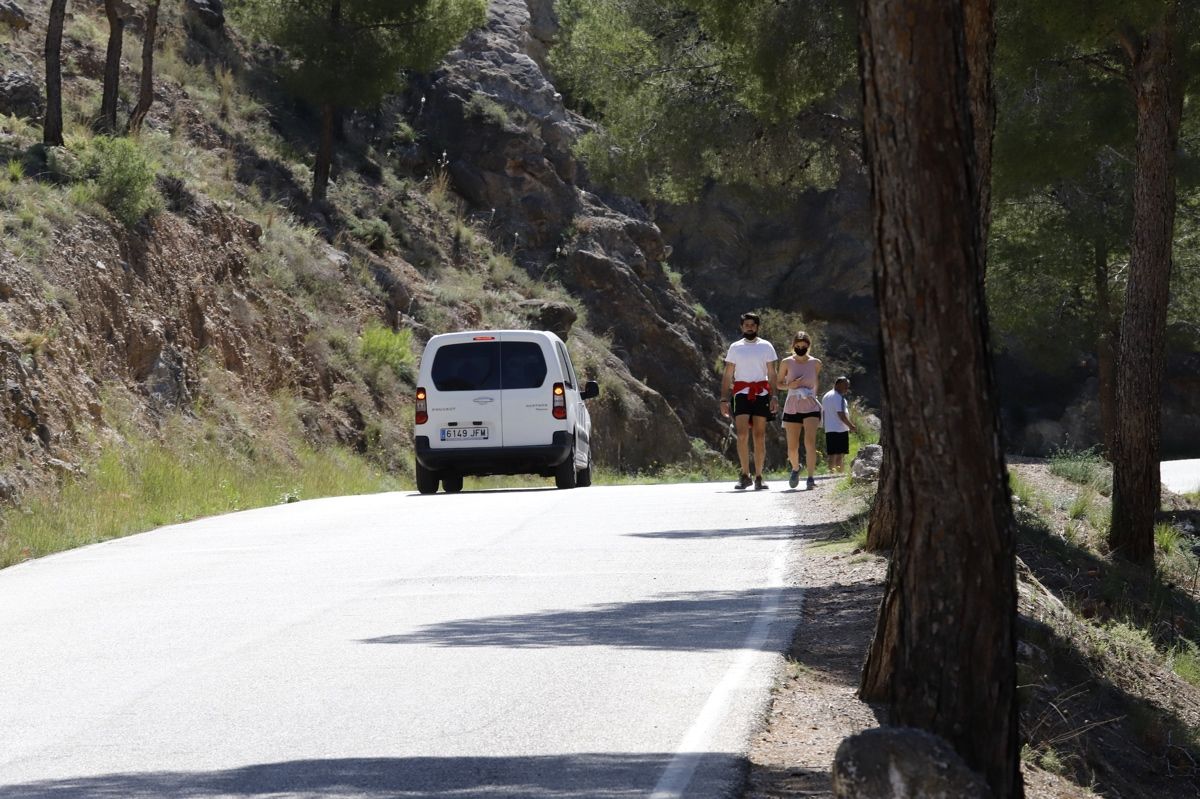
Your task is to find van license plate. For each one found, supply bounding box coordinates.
[441,427,488,440]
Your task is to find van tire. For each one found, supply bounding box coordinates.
[416,462,439,495]
[576,458,592,487]
[441,473,464,494]
[554,447,577,489]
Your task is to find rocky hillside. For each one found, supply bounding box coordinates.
[0,0,730,503]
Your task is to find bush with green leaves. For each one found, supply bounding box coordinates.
[359,323,416,381]
[81,136,161,226]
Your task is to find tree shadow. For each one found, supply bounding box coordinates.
[361,586,804,652]
[0,752,741,798]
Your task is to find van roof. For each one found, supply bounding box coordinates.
[424,330,564,346]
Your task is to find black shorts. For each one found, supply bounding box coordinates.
[782,411,821,423]
[732,393,772,418]
[826,431,850,455]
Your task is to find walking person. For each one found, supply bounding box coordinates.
[778,331,822,490]
[720,312,779,490]
[822,376,858,474]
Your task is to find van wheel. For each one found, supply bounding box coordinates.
[441,473,464,494]
[576,457,592,487]
[415,462,439,495]
[554,448,577,489]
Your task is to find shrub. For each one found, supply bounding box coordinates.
[350,216,394,253]
[1049,448,1111,494]
[359,323,416,381]
[82,136,161,226]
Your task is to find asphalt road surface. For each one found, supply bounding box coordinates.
[0,482,814,799]
[1162,459,1200,495]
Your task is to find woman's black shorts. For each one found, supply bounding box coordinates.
[782,410,821,423]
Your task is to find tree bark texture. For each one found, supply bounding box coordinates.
[44,0,69,147]
[128,0,161,135]
[865,398,897,551]
[100,0,126,133]
[856,1,1020,796]
[1110,13,1182,564]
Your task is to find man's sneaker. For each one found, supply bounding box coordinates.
[806,476,817,490]
[735,473,753,490]
[789,470,800,489]
[755,475,768,490]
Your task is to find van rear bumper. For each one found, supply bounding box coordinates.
[414,432,572,476]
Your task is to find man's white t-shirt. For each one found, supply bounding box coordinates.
[822,388,850,432]
[725,338,777,392]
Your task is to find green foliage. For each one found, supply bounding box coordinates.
[0,425,399,568]
[349,215,394,253]
[1172,639,1200,687]
[80,136,161,226]
[550,0,854,201]
[233,0,486,110]
[1049,449,1112,494]
[6,158,22,182]
[359,323,416,380]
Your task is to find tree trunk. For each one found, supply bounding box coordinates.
[312,102,336,202]
[1093,238,1118,459]
[128,0,161,135]
[864,399,897,551]
[44,0,69,147]
[310,0,342,203]
[856,1,1020,796]
[1110,12,1182,565]
[100,0,126,134]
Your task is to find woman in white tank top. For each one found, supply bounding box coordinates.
[777,331,822,490]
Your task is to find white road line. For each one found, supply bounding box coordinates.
[649,543,796,799]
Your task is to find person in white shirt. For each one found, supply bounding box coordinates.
[821,377,858,474]
[719,312,778,490]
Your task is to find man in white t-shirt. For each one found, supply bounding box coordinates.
[821,377,858,474]
[719,312,778,490]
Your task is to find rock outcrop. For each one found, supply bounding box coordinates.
[419,0,728,449]
[832,727,992,799]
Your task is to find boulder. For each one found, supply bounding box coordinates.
[832,727,992,799]
[851,444,883,482]
[0,70,43,120]
[0,1,29,31]
[516,299,576,340]
[184,0,224,29]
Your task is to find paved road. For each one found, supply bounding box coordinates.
[0,482,815,799]
[1163,459,1200,495]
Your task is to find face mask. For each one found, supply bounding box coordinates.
[742,331,758,340]
[794,346,809,356]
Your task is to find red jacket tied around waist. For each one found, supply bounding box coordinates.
[733,380,771,398]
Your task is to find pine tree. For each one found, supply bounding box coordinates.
[44,0,69,147]
[238,0,486,202]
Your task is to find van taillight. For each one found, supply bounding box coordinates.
[552,382,566,419]
[415,387,428,425]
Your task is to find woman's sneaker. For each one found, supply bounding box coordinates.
[789,470,800,488]
[806,476,817,490]
[754,475,768,490]
[735,473,753,490]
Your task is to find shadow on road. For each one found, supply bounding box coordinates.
[0,753,742,798]
[360,586,804,651]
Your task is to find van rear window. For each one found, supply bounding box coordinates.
[430,341,547,391]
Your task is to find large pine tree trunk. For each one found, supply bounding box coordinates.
[100,0,126,133]
[1110,14,1181,564]
[856,1,1020,796]
[128,0,161,135]
[44,0,69,147]
[864,400,897,551]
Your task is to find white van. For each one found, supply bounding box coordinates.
[413,330,599,493]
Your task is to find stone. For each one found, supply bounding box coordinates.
[851,444,883,482]
[516,299,576,340]
[184,0,224,29]
[0,70,43,120]
[0,1,29,31]
[832,727,992,799]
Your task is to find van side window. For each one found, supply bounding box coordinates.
[554,343,574,388]
[500,342,548,389]
[431,342,501,391]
